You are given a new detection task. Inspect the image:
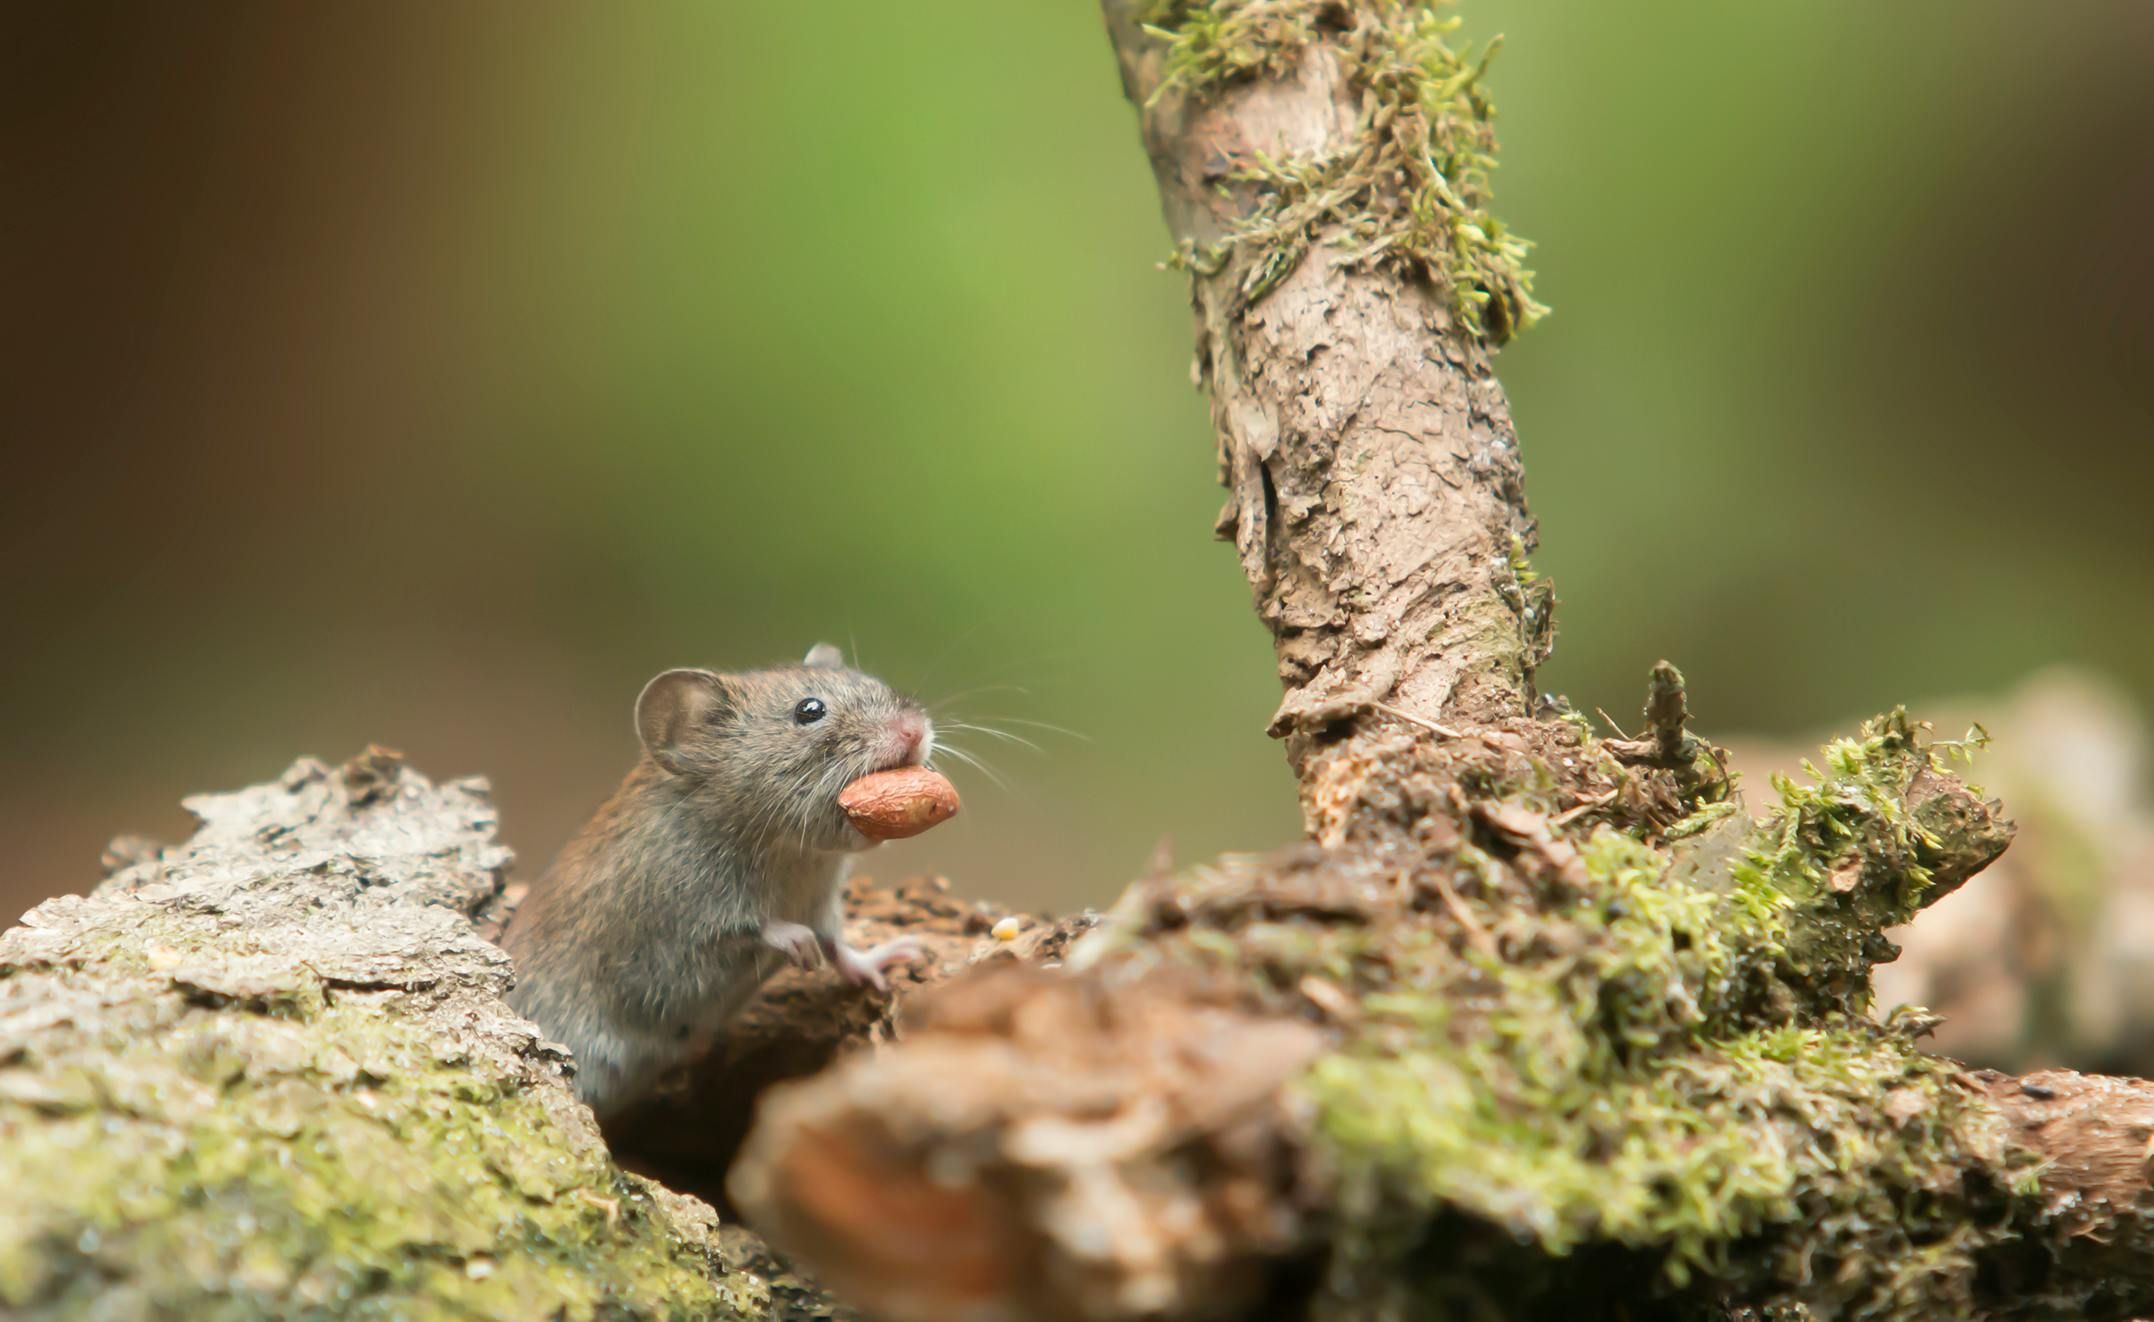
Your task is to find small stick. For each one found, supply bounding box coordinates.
[1550,790,1619,828]
[1371,701,1465,740]
[1427,867,1498,960]
[575,1190,622,1230]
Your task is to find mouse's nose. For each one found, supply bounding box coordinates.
[894,712,930,764]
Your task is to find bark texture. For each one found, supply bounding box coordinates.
[1102,0,1546,831]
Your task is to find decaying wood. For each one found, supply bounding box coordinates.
[730,965,1324,1322]
[735,773,2154,1319]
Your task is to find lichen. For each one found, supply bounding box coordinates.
[1143,0,1546,344]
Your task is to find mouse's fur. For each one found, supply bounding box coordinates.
[501,643,931,1114]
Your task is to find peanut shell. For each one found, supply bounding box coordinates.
[838,766,961,841]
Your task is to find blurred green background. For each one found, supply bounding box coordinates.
[4,3,2149,925]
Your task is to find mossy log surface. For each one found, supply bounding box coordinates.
[0,748,847,1321]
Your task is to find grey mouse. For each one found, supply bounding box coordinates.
[500,643,930,1115]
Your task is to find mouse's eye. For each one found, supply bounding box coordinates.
[793,697,827,725]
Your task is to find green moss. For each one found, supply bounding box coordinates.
[1144,0,1319,99]
[1306,1019,2025,1312]
[1665,799,1741,840]
[1732,710,2006,1014]
[1287,813,2032,1316]
[0,918,737,1321]
[1144,0,1545,344]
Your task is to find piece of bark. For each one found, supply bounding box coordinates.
[730,965,1324,1322]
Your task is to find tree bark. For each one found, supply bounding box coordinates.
[1100,0,1545,838]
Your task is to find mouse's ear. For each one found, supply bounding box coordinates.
[802,643,844,670]
[636,669,734,776]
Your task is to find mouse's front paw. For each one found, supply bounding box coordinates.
[761,920,824,970]
[832,936,926,992]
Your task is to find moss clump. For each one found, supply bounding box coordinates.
[1308,1018,2029,1319]
[1103,704,2023,1318]
[1500,533,1557,673]
[1143,0,1320,98]
[1144,0,1546,343]
[1292,812,2031,1316]
[1732,710,2006,1014]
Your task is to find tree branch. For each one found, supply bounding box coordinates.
[1103,0,1546,826]
[727,6,2154,1320]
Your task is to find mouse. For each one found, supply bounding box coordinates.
[500,643,931,1115]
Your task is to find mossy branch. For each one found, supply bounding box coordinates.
[734,712,2154,1320]
[1103,0,1551,794]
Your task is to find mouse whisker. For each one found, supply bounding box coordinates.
[969,715,1093,743]
[741,795,787,851]
[932,741,1009,793]
[913,620,989,693]
[937,721,1044,754]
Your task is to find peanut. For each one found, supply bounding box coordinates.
[838,767,961,841]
